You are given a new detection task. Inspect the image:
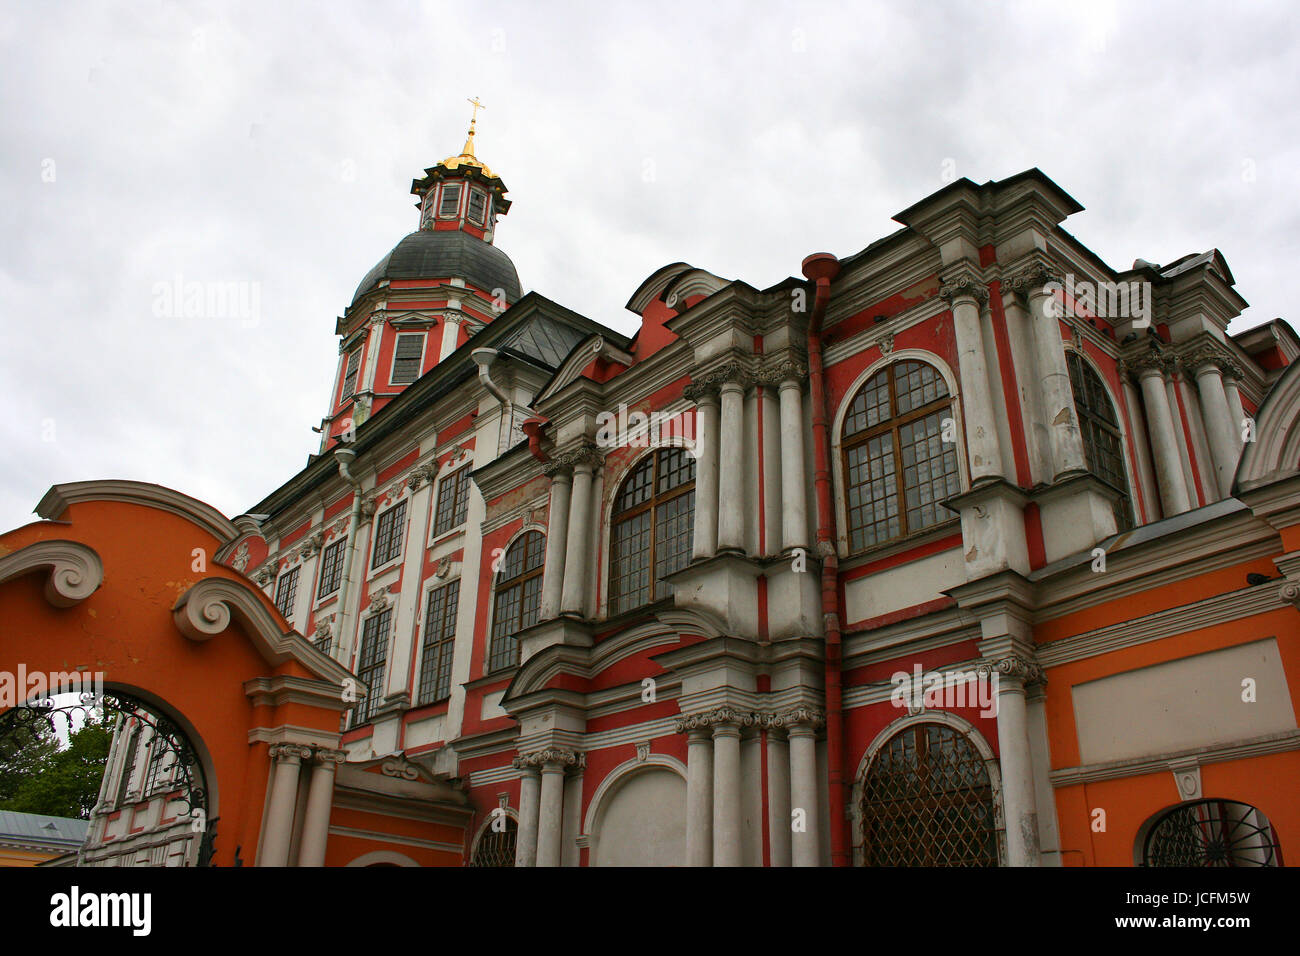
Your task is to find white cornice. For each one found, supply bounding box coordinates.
[1050,729,1300,787]
[36,480,238,544]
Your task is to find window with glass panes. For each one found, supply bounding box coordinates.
[371,500,407,568]
[488,531,545,672]
[467,189,488,224]
[417,580,460,704]
[609,448,695,615]
[341,346,363,399]
[1066,350,1134,530]
[273,566,299,618]
[842,360,961,552]
[351,609,391,727]
[390,333,425,384]
[317,540,345,598]
[432,467,471,537]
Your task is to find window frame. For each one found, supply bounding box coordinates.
[273,565,300,618]
[316,539,346,601]
[438,183,462,218]
[607,447,696,616]
[840,360,961,554]
[487,531,546,673]
[351,608,392,728]
[389,332,427,386]
[341,344,364,402]
[416,579,461,705]
[370,499,408,570]
[467,189,488,225]
[1066,350,1134,530]
[432,466,472,538]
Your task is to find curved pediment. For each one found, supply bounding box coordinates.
[1235,360,1300,493]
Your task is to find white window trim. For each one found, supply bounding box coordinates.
[388,332,429,386]
[438,183,462,219]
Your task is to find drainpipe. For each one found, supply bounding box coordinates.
[802,251,847,866]
[473,347,543,458]
[332,445,365,660]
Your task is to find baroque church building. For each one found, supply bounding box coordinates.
[3,116,1298,867]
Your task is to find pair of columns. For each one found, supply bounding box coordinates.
[685,360,811,559]
[677,706,824,867]
[260,743,346,867]
[539,447,602,620]
[977,655,1045,867]
[1186,350,1246,498]
[938,275,1006,483]
[512,748,583,866]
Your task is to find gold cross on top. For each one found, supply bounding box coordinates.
[467,97,486,125]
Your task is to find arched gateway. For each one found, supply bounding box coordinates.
[0,481,360,866]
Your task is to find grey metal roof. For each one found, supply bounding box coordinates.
[352,230,522,306]
[0,810,89,847]
[498,313,591,367]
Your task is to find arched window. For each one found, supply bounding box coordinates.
[1142,799,1282,867]
[859,722,998,867]
[1067,351,1134,530]
[488,531,545,672]
[842,360,961,552]
[609,448,695,616]
[469,815,518,867]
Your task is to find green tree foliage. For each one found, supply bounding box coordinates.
[0,706,113,819]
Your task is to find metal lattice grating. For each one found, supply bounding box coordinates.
[1143,799,1282,867]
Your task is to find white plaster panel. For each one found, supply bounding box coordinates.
[843,547,963,624]
[592,769,686,866]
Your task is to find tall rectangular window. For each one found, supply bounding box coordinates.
[416,580,460,704]
[390,333,425,384]
[352,609,391,727]
[273,566,300,618]
[467,189,487,224]
[432,467,471,537]
[317,540,345,598]
[371,500,408,569]
[341,346,363,400]
[439,183,461,217]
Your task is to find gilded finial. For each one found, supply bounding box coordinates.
[439,96,497,179]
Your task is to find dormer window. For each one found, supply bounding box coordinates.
[467,189,487,225]
[439,183,461,218]
[390,332,425,384]
[421,189,437,228]
[341,345,363,400]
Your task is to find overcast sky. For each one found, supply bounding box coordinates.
[2,0,1297,531]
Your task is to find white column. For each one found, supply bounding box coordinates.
[778,375,809,552]
[296,749,344,867]
[536,756,568,867]
[260,743,310,867]
[539,467,572,620]
[438,312,462,362]
[1224,367,1247,449]
[759,384,781,556]
[717,377,747,552]
[788,722,822,867]
[684,727,714,866]
[688,386,720,559]
[560,455,595,616]
[514,765,540,867]
[360,312,386,395]
[1135,359,1192,516]
[988,660,1042,867]
[766,727,792,867]
[1191,355,1241,498]
[941,278,1003,483]
[1119,364,1161,521]
[712,720,743,866]
[1018,268,1087,479]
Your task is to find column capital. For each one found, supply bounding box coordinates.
[1125,348,1169,379]
[938,273,989,306]
[1003,262,1064,296]
[515,747,585,770]
[311,747,347,767]
[976,655,1045,688]
[698,361,756,390]
[268,743,313,763]
[756,707,826,730]
[546,444,602,474]
[1180,343,1233,377]
[675,706,757,733]
[683,381,719,404]
[756,360,808,387]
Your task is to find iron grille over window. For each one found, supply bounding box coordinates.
[470,816,518,867]
[1143,799,1282,866]
[417,580,460,703]
[609,448,695,616]
[318,540,345,598]
[371,500,408,568]
[859,722,998,867]
[439,184,461,217]
[433,467,472,537]
[488,531,545,672]
[341,346,363,400]
[352,610,391,727]
[1066,351,1134,531]
[842,361,961,552]
[273,566,299,618]
[391,333,425,385]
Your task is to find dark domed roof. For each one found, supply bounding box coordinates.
[352,230,522,306]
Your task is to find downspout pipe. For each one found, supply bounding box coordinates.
[473,347,547,460]
[332,445,365,664]
[802,251,848,866]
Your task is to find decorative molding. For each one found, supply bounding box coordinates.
[268,743,314,762]
[35,479,239,545]
[635,741,650,762]
[230,541,250,573]
[976,655,1045,687]
[1003,262,1063,295]
[878,333,895,356]
[1050,730,1300,788]
[381,756,422,780]
[758,707,827,730]
[755,360,808,387]
[673,706,757,733]
[513,748,585,769]
[938,273,989,306]
[368,585,396,611]
[0,539,104,608]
